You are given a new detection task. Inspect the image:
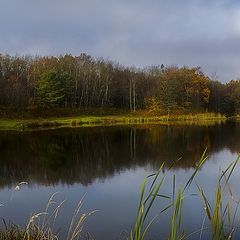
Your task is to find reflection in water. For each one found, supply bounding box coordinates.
[0,122,240,239]
[0,122,240,188]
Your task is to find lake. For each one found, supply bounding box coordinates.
[0,122,240,239]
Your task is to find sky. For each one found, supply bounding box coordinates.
[0,0,240,82]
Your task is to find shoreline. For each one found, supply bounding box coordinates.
[0,113,228,131]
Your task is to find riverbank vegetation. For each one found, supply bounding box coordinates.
[0,113,226,130]
[0,193,95,240]
[0,53,240,120]
[130,153,240,240]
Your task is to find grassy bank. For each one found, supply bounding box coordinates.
[236,115,240,121]
[0,113,227,131]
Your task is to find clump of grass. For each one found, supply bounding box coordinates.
[169,189,184,240]
[129,151,209,240]
[0,221,26,240]
[130,150,240,240]
[197,156,240,240]
[71,120,77,126]
[130,164,167,240]
[0,192,96,240]
[0,220,56,240]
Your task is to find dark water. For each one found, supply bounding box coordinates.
[0,122,240,239]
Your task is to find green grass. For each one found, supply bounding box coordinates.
[0,119,22,131]
[0,113,227,131]
[130,151,240,240]
[236,115,240,121]
[197,156,240,240]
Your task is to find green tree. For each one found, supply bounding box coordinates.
[36,70,72,107]
[227,80,240,114]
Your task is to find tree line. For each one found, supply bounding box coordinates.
[0,53,239,115]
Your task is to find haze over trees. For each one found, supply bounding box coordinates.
[0,53,239,116]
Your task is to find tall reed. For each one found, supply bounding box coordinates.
[0,192,96,240]
[130,150,240,240]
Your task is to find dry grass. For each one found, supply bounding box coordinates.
[0,192,96,240]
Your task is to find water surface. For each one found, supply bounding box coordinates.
[0,122,240,239]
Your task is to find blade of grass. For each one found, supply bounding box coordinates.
[184,148,208,192]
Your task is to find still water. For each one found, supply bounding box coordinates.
[0,122,240,239]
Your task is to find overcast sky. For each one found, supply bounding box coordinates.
[0,0,240,82]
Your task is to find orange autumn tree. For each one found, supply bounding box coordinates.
[184,67,210,111]
[153,66,210,113]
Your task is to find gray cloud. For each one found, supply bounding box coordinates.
[0,0,240,81]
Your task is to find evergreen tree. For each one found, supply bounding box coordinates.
[36,70,71,107]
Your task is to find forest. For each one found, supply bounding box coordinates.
[0,53,240,117]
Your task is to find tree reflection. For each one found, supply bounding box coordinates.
[0,122,240,188]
